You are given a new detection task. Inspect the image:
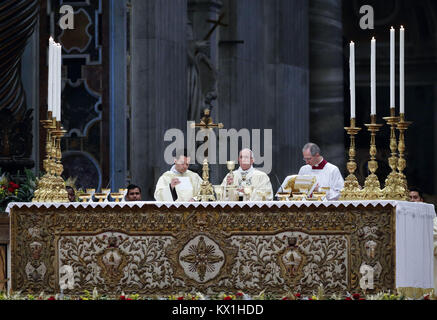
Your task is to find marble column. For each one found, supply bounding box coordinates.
[109,0,128,191]
[218,0,310,191]
[309,0,345,173]
[130,0,187,199]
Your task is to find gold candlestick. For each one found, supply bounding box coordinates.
[50,121,69,202]
[340,118,362,200]
[361,115,383,200]
[33,112,57,202]
[396,113,412,201]
[32,115,69,203]
[382,108,401,199]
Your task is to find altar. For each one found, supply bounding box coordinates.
[6,200,435,297]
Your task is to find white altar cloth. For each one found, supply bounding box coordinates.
[7,200,436,292]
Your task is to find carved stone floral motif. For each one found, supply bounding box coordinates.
[179,235,225,283]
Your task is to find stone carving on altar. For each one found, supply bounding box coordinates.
[59,265,75,291]
[277,236,307,287]
[179,235,225,283]
[10,204,396,296]
[96,236,129,288]
[358,226,384,290]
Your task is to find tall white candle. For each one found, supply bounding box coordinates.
[349,41,356,119]
[52,43,58,121]
[48,38,54,113]
[390,27,395,109]
[57,44,62,121]
[400,26,405,114]
[371,37,376,115]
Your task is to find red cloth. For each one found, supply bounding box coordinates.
[312,159,327,170]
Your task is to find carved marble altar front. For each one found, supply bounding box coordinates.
[7,201,402,296]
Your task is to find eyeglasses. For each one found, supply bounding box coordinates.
[303,157,313,161]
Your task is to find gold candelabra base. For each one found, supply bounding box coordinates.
[381,112,404,200]
[361,116,383,200]
[396,113,412,201]
[32,112,68,203]
[341,174,362,200]
[340,119,362,200]
[361,173,382,200]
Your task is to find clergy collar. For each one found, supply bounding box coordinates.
[312,158,327,170]
[170,165,185,175]
[237,166,254,175]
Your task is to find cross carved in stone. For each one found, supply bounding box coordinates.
[204,12,228,41]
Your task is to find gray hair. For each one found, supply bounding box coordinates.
[302,143,321,156]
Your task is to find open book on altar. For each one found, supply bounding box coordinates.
[278,175,318,198]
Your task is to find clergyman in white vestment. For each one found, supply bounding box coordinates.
[154,151,203,202]
[296,143,344,200]
[221,148,273,201]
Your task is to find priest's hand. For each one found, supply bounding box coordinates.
[226,175,234,185]
[170,178,180,189]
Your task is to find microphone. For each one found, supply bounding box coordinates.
[274,173,284,194]
[105,175,113,190]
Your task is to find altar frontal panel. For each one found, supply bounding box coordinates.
[10,204,396,295]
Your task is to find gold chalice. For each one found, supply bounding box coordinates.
[110,192,124,202]
[291,193,306,201]
[94,193,107,202]
[312,192,326,201]
[276,192,290,201]
[79,193,91,202]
